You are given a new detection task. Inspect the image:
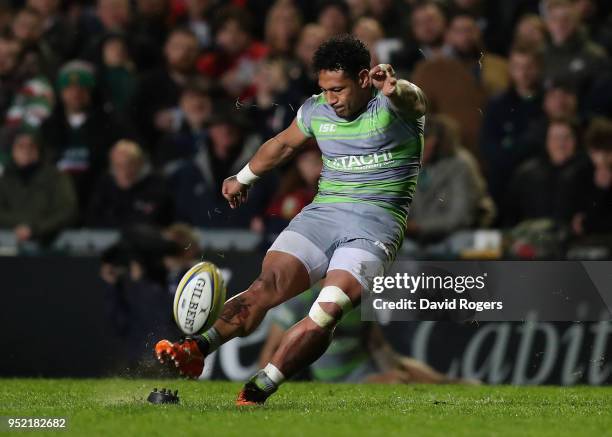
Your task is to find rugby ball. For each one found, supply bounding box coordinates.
[173,261,226,335]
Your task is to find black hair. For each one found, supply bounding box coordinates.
[312,34,370,79]
[318,0,350,19]
[411,0,448,20]
[213,5,253,36]
[585,117,612,151]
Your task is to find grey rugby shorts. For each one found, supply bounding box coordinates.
[268,202,403,291]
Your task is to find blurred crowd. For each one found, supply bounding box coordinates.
[0,0,612,256]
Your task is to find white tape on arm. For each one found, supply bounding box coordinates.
[236,163,260,185]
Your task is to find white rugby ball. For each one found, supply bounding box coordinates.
[173,261,226,335]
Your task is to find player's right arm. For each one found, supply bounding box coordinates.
[222,118,310,209]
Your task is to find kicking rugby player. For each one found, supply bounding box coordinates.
[155,34,427,405]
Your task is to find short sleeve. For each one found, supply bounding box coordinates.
[296,95,319,137]
[377,87,426,124]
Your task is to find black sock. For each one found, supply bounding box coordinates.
[193,327,221,355]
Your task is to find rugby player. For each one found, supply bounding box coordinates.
[155,34,427,405]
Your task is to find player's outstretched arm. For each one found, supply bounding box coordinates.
[369,64,427,119]
[222,119,309,209]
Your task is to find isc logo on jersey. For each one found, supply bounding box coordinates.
[319,123,336,133]
[173,261,226,335]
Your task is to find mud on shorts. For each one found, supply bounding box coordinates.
[268,202,404,291]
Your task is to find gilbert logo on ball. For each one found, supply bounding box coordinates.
[173,262,226,335]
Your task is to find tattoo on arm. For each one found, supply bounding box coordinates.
[219,296,250,326]
[390,80,427,118]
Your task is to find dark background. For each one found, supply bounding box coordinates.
[2,254,611,385]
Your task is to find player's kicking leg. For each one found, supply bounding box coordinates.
[155,250,310,378]
[235,268,362,406]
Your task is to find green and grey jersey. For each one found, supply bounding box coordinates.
[296,90,424,228]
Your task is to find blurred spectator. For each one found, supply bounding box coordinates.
[4,8,58,134]
[197,6,268,99]
[355,15,401,65]
[573,0,612,55]
[160,223,203,291]
[264,0,303,57]
[544,78,578,120]
[352,17,383,65]
[447,0,484,23]
[94,0,131,34]
[406,115,484,242]
[87,139,173,228]
[523,76,579,152]
[1,76,55,158]
[514,14,547,51]
[0,35,24,123]
[391,1,449,76]
[175,0,217,50]
[405,5,498,157]
[0,0,610,257]
[444,13,509,97]
[77,0,130,60]
[247,57,302,140]
[365,0,404,39]
[131,28,199,145]
[0,130,77,243]
[542,0,609,95]
[291,23,329,98]
[11,7,60,78]
[346,0,368,21]
[154,79,215,172]
[41,60,130,209]
[446,0,523,55]
[504,119,585,227]
[26,0,76,59]
[317,0,351,37]
[168,111,275,228]
[78,0,161,71]
[263,147,321,234]
[571,117,612,236]
[96,34,137,116]
[130,0,173,63]
[100,223,195,294]
[411,55,486,155]
[480,43,544,209]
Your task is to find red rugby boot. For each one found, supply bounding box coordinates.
[154,337,205,379]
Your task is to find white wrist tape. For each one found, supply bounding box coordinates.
[236,163,260,185]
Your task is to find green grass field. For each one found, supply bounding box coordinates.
[1,379,612,436]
